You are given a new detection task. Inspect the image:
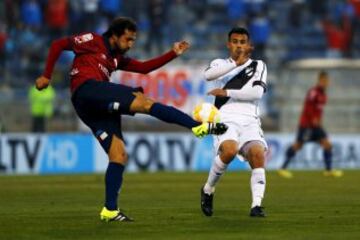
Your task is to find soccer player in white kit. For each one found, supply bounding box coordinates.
[200,27,268,217]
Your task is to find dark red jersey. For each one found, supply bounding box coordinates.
[43,32,177,92]
[299,86,327,128]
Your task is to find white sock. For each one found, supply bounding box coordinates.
[204,155,228,195]
[250,168,266,208]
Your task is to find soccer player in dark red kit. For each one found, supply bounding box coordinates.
[35,17,227,222]
[278,71,343,178]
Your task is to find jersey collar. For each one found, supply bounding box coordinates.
[102,35,117,57]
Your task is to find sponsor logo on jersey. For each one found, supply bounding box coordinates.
[98,63,110,78]
[74,33,94,44]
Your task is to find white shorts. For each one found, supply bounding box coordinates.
[213,120,268,158]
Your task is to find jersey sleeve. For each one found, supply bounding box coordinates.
[43,32,100,79]
[118,50,177,74]
[226,61,267,101]
[43,37,72,79]
[204,58,237,81]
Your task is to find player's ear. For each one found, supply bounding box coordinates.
[226,41,231,49]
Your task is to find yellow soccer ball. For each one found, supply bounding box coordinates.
[192,102,221,123]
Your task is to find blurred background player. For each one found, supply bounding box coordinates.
[200,27,268,217]
[35,17,227,222]
[28,84,56,133]
[278,71,343,178]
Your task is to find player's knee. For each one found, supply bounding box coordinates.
[248,148,265,161]
[131,93,155,113]
[220,144,238,162]
[322,141,332,150]
[109,146,128,164]
[293,142,303,150]
[108,137,128,164]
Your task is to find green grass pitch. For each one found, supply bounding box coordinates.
[1,171,360,240]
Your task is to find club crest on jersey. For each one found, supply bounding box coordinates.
[245,67,255,77]
[74,33,93,44]
[70,68,79,76]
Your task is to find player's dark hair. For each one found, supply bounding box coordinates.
[228,27,250,41]
[103,17,137,38]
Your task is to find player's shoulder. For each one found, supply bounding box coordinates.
[71,32,102,44]
[253,59,267,69]
[209,58,235,66]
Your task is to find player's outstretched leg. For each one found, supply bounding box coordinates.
[148,103,228,137]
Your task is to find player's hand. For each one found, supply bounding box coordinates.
[173,41,190,56]
[235,44,254,66]
[35,76,50,90]
[207,88,227,97]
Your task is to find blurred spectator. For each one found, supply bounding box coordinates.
[288,0,306,29]
[308,0,328,20]
[1,0,360,91]
[247,0,267,15]
[122,0,144,21]
[0,22,6,84]
[322,15,352,58]
[20,0,42,29]
[4,0,20,29]
[168,0,189,43]
[45,0,69,40]
[99,0,122,21]
[81,0,100,32]
[226,0,247,26]
[28,84,56,132]
[145,0,167,55]
[330,0,355,21]
[0,1,5,22]
[248,11,270,60]
[349,0,360,54]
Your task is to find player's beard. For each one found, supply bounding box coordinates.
[119,47,129,55]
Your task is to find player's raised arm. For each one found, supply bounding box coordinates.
[36,38,72,90]
[120,41,190,74]
[204,59,238,81]
[172,40,190,56]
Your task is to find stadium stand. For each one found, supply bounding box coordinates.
[1,0,360,132]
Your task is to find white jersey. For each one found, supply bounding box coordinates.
[204,58,267,123]
[205,57,268,155]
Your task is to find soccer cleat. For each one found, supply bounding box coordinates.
[192,122,228,138]
[277,169,293,178]
[323,170,343,177]
[200,187,214,216]
[250,206,266,217]
[100,207,134,222]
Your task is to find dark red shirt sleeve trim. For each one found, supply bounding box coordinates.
[121,50,177,74]
[43,38,72,79]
